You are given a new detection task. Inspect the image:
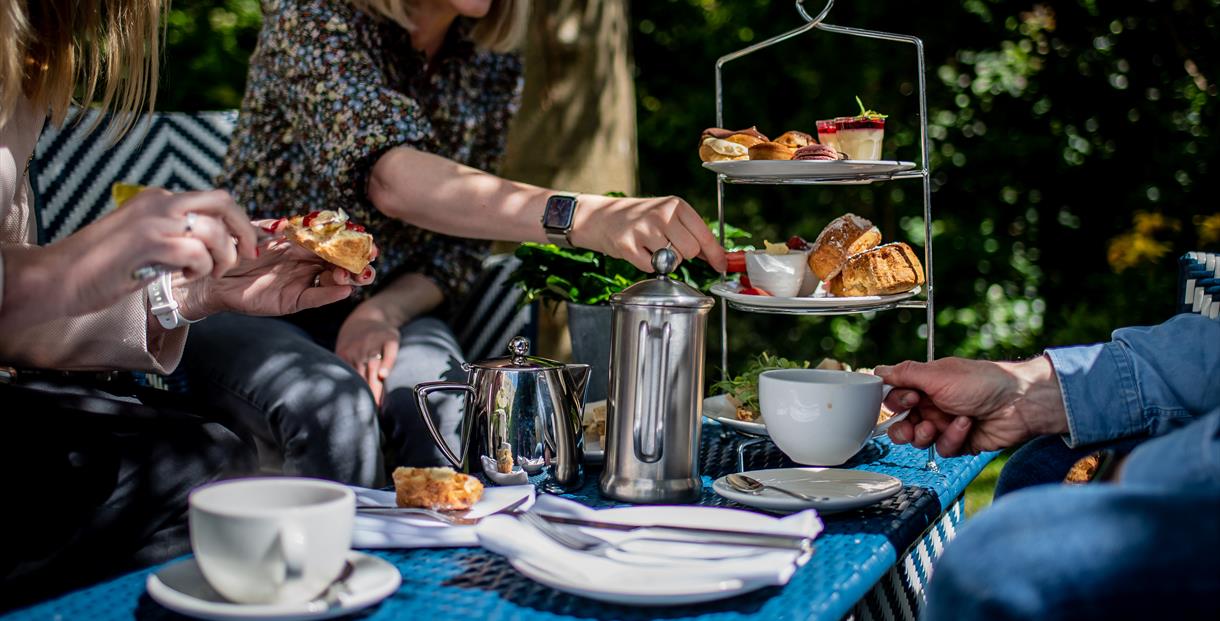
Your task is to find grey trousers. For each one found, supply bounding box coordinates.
[180,312,467,487]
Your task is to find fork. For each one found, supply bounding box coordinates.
[356,495,529,526]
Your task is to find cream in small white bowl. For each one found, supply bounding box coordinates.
[745,247,810,297]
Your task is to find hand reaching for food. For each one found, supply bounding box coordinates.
[570,193,728,274]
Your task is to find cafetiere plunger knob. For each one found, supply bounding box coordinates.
[508,336,530,363]
[652,247,677,276]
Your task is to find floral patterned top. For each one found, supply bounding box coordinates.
[220,0,523,305]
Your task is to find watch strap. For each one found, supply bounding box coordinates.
[146,272,199,330]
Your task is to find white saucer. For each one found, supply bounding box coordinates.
[146,551,401,621]
[702,394,769,437]
[713,468,902,514]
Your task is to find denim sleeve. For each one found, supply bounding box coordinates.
[1120,411,1220,491]
[1045,314,1220,447]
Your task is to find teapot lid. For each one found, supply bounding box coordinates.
[610,248,715,308]
[468,336,567,371]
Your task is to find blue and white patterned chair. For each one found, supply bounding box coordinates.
[29,108,535,369]
[1179,252,1219,320]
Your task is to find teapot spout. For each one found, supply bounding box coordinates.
[564,363,592,407]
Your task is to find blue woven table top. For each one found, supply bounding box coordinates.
[7,424,994,621]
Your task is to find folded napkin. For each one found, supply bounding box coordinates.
[349,484,535,549]
[476,495,822,592]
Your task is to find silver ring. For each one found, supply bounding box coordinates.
[184,212,197,235]
[365,353,383,362]
[312,273,323,288]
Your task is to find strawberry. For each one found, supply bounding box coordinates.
[301,211,322,227]
[345,221,366,232]
[726,250,747,273]
[740,273,752,288]
[739,286,772,296]
[786,235,810,251]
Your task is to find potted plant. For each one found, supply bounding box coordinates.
[509,221,752,401]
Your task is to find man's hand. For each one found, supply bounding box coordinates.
[877,356,1070,456]
[176,219,376,319]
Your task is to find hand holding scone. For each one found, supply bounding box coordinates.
[282,209,376,274]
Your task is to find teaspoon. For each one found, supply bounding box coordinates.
[726,473,813,502]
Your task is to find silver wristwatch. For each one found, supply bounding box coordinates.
[541,193,579,248]
[146,272,199,330]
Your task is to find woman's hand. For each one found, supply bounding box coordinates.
[335,302,401,405]
[876,356,1069,456]
[175,219,376,319]
[570,194,728,273]
[17,189,256,322]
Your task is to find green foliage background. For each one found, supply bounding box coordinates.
[161,0,1219,371]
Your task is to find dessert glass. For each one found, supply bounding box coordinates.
[815,119,839,152]
[834,116,885,160]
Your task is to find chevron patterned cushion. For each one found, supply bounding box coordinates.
[26,107,532,365]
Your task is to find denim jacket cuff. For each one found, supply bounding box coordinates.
[1046,342,1145,447]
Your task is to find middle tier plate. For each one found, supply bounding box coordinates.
[711,281,921,315]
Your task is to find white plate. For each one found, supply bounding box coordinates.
[702,394,768,437]
[146,551,400,621]
[703,159,916,181]
[711,281,920,312]
[508,505,798,605]
[713,468,902,514]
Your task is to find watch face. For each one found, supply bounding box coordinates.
[544,196,576,229]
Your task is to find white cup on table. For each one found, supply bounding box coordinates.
[760,369,906,466]
[189,477,354,605]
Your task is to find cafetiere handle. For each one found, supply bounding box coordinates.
[413,381,474,468]
[633,321,671,463]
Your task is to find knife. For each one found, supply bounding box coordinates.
[536,514,813,553]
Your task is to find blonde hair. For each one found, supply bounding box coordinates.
[349,0,529,53]
[0,0,166,135]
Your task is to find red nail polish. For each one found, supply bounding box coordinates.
[361,267,372,279]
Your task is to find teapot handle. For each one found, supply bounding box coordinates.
[633,320,671,463]
[413,381,474,469]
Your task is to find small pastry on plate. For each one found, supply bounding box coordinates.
[284,209,375,274]
[774,130,814,149]
[392,466,484,511]
[726,133,765,149]
[808,213,882,281]
[793,143,847,161]
[826,241,925,297]
[699,137,749,162]
[701,126,770,142]
[748,141,796,160]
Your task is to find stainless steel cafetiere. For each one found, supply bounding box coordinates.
[600,248,715,503]
[414,337,590,492]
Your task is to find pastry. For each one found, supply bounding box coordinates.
[726,133,765,149]
[808,213,882,281]
[284,209,375,274]
[392,466,484,511]
[701,126,769,142]
[826,242,925,297]
[699,137,749,162]
[793,143,846,161]
[774,130,814,149]
[748,141,796,160]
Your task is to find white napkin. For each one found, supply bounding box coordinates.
[349,484,535,549]
[476,495,821,591]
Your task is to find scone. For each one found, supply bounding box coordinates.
[826,242,925,297]
[392,466,484,511]
[725,133,765,149]
[748,141,796,160]
[284,209,375,274]
[808,213,882,281]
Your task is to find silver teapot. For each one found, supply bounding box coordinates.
[414,337,590,491]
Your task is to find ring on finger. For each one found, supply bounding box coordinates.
[311,273,322,288]
[365,353,383,362]
[184,212,197,235]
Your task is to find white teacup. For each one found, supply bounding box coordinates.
[189,477,355,605]
[759,369,906,466]
[745,250,814,297]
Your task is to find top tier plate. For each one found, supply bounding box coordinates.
[703,159,918,185]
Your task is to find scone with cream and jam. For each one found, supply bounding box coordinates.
[283,209,375,274]
[392,466,484,511]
